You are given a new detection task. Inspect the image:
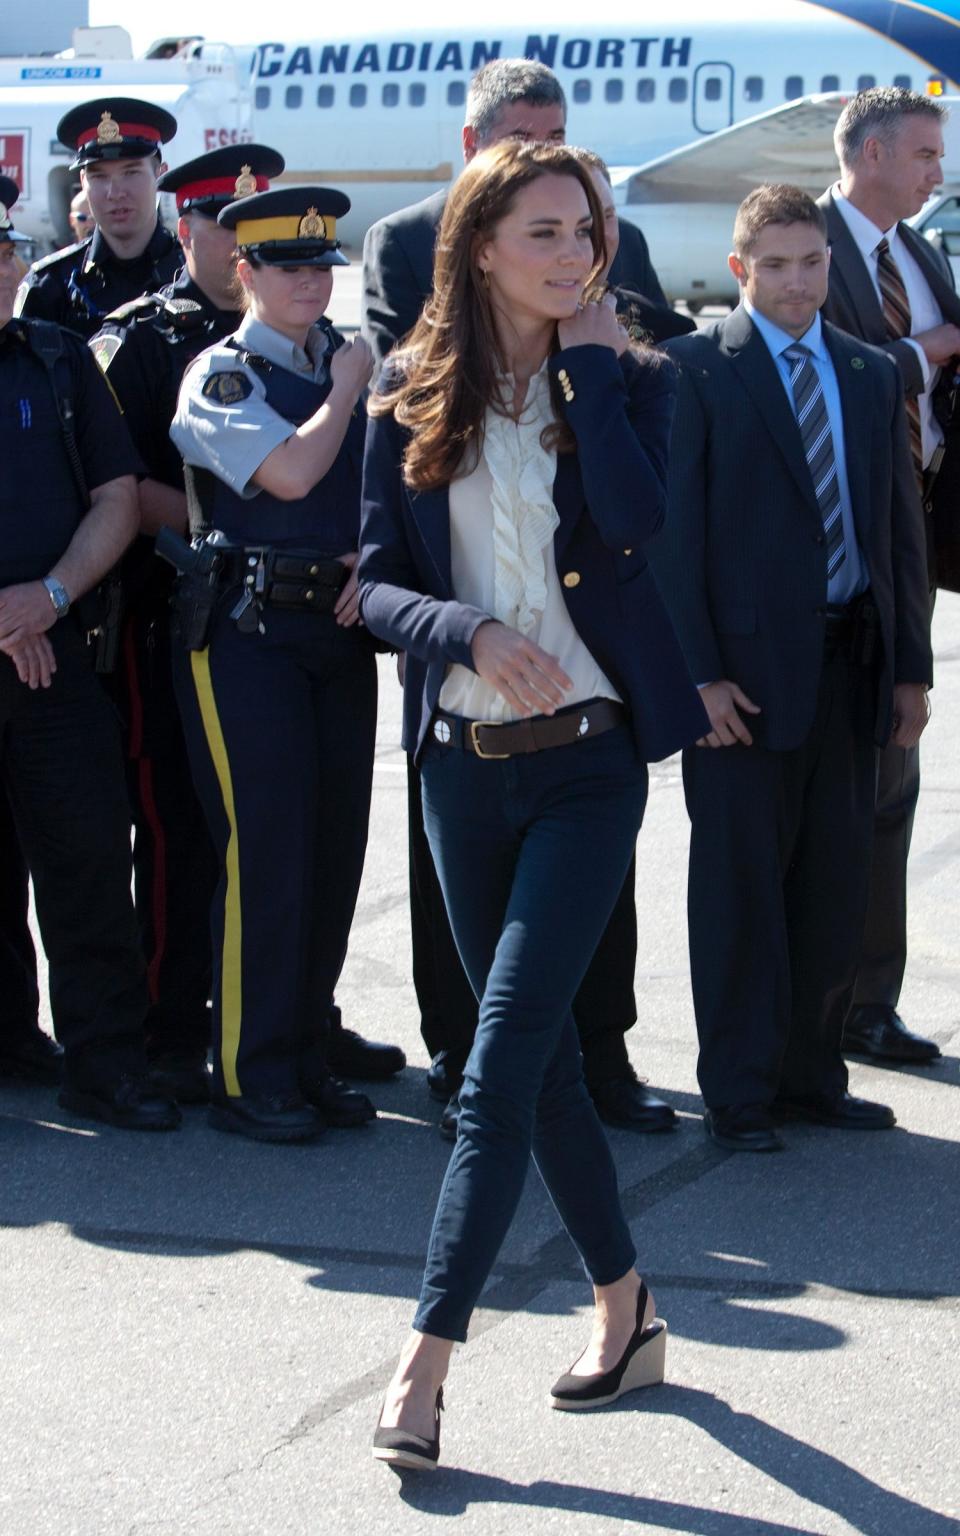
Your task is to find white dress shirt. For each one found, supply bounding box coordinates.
[831,184,944,468]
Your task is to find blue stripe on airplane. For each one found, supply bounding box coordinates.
[804,1,960,85]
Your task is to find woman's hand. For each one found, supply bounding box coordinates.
[334,552,362,627]
[470,621,573,717]
[557,292,628,357]
[330,336,375,401]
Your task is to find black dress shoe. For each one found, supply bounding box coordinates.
[0,1028,63,1085]
[439,1092,459,1141]
[704,1106,784,1153]
[148,1052,211,1105]
[550,1281,667,1410]
[426,1051,465,1103]
[373,1386,444,1472]
[326,1016,406,1082]
[843,1005,941,1064]
[774,1091,896,1129]
[301,1073,377,1127]
[208,1092,325,1142]
[59,1074,181,1132]
[590,1069,677,1133]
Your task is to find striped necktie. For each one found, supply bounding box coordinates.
[875,236,924,484]
[783,344,846,580]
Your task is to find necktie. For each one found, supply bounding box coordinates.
[875,236,924,484]
[783,344,846,580]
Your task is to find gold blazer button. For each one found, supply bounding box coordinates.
[563,571,581,588]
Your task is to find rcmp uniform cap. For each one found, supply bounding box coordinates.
[157,144,285,218]
[57,96,178,171]
[0,176,28,243]
[218,185,350,267]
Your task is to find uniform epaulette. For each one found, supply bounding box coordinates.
[31,238,89,273]
[103,293,164,326]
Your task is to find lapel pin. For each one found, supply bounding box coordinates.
[851,357,865,369]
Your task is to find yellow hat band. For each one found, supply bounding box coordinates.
[236,212,336,246]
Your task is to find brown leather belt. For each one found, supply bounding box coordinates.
[433,699,626,760]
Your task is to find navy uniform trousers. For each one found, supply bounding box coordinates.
[0,623,149,1080]
[174,606,377,1100]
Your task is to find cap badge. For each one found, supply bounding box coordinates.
[0,204,9,230]
[298,207,326,240]
[234,165,258,198]
[97,111,121,146]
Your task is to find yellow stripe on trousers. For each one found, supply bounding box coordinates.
[190,648,243,1097]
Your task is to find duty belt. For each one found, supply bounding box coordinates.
[431,698,626,759]
[219,544,349,617]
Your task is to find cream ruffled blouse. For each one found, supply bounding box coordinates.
[439,362,619,723]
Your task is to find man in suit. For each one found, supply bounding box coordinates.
[652,184,932,1152]
[816,86,956,1066]
[362,57,675,1136]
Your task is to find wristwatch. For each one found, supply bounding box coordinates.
[42,576,71,618]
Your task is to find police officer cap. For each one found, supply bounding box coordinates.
[58,96,178,170]
[0,176,28,243]
[218,186,350,267]
[157,144,285,217]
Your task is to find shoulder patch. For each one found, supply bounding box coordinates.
[202,369,253,405]
[92,333,123,372]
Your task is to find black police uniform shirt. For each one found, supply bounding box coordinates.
[0,319,143,587]
[93,267,238,490]
[15,218,182,340]
[170,313,365,554]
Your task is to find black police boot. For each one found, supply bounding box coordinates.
[0,1027,64,1086]
[325,1005,406,1082]
[426,1051,466,1103]
[59,1073,181,1132]
[208,1092,326,1143]
[301,1071,377,1127]
[589,1067,677,1133]
[149,1051,212,1105]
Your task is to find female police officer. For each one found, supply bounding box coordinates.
[170,187,382,1142]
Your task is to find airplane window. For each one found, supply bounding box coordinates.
[255,86,271,110]
[410,83,426,106]
[605,79,624,104]
[447,81,466,106]
[821,74,839,92]
[744,76,763,102]
[573,80,591,103]
[350,84,367,108]
[894,74,912,89]
[785,75,804,98]
[285,85,302,109]
[703,77,722,102]
[668,78,688,104]
[317,85,334,108]
[382,83,399,107]
[857,74,876,90]
[636,79,655,103]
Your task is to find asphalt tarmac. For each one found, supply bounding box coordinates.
[1,278,958,1533]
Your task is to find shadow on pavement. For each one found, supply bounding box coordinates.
[392,1385,955,1536]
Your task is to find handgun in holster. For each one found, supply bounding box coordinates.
[155,527,227,651]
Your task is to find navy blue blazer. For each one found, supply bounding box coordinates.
[357,342,708,764]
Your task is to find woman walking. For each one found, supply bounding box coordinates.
[359,141,706,1468]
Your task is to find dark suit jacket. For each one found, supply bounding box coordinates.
[358,342,707,763]
[817,187,960,396]
[649,306,933,752]
[361,189,667,369]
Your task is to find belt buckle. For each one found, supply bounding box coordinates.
[469,720,510,760]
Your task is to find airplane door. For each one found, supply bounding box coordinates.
[693,62,734,135]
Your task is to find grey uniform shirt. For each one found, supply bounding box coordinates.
[170,313,332,498]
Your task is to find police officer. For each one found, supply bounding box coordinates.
[0,176,63,1089]
[89,145,284,1105]
[170,187,401,1141]
[0,182,179,1130]
[15,97,180,338]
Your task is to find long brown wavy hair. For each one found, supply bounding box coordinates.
[370,140,607,491]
